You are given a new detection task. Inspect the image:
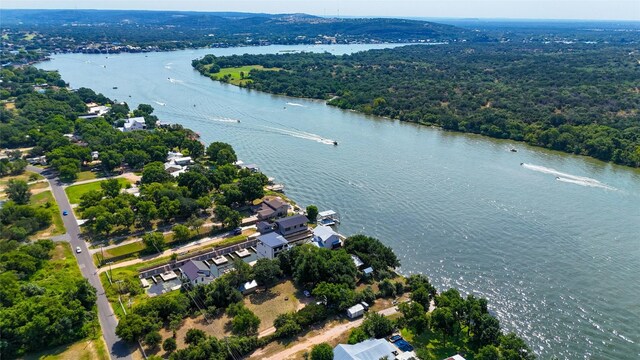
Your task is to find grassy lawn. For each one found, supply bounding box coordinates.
[23,334,109,360]
[76,171,99,182]
[30,190,66,237]
[29,181,50,191]
[65,178,130,204]
[206,65,280,86]
[0,171,43,186]
[245,280,301,332]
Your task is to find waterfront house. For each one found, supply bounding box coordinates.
[443,356,466,360]
[333,338,397,360]
[255,196,289,221]
[313,225,342,249]
[274,214,309,237]
[257,221,275,234]
[173,156,193,166]
[179,260,214,286]
[119,116,147,132]
[351,254,364,269]
[256,232,289,259]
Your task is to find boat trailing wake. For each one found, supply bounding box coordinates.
[154,101,166,106]
[521,163,616,190]
[285,102,305,107]
[263,126,336,145]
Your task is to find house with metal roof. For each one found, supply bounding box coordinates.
[255,196,289,221]
[256,232,289,259]
[313,225,342,249]
[275,214,309,237]
[179,260,214,286]
[333,338,397,360]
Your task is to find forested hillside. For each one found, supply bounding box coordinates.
[193,44,640,166]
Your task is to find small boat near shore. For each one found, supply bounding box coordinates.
[510,148,517,152]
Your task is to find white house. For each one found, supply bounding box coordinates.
[120,117,147,132]
[313,225,341,249]
[333,338,397,360]
[256,232,289,259]
[88,105,110,116]
[346,304,365,319]
[173,156,193,166]
[179,260,214,286]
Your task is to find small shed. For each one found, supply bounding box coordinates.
[346,303,365,319]
[363,267,374,277]
[240,280,258,295]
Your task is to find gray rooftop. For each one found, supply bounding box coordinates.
[180,260,209,281]
[275,214,309,228]
[258,232,288,248]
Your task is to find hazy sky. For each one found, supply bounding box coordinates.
[2,0,639,21]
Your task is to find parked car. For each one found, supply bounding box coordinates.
[76,246,82,253]
[303,290,311,298]
[232,227,243,235]
[62,210,68,216]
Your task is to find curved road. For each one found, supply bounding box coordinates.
[30,166,133,360]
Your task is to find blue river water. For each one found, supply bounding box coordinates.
[39,44,640,359]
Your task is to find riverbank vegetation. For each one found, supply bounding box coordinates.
[193,43,640,167]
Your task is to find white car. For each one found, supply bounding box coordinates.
[76,246,82,253]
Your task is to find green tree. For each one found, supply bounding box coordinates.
[163,337,177,353]
[499,333,536,360]
[306,205,319,223]
[431,307,456,343]
[215,204,242,229]
[184,328,206,345]
[206,142,237,165]
[100,178,122,198]
[172,224,191,243]
[144,331,162,349]
[143,232,166,253]
[362,312,394,339]
[230,307,261,336]
[5,179,30,204]
[310,342,333,360]
[399,301,429,333]
[253,258,283,288]
[476,345,500,360]
[100,150,124,173]
[473,313,501,348]
[274,312,302,338]
[238,175,264,202]
[58,163,79,183]
[141,161,172,184]
[123,149,150,170]
[135,200,157,227]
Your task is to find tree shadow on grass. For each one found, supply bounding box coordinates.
[247,288,279,305]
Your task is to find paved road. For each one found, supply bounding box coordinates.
[29,166,133,360]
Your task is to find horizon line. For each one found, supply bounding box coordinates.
[1,8,640,22]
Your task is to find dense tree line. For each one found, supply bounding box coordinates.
[194,43,640,167]
[0,240,97,358]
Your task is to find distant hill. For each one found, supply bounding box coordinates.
[1,9,486,46]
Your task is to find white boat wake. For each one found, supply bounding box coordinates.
[522,163,616,190]
[285,102,305,107]
[263,126,335,145]
[154,101,166,106]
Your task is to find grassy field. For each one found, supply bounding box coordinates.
[30,190,66,237]
[0,171,43,186]
[65,178,130,204]
[29,181,50,191]
[23,334,109,360]
[76,171,99,182]
[206,65,281,86]
[245,280,301,332]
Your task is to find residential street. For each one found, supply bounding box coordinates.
[29,166,133,360]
